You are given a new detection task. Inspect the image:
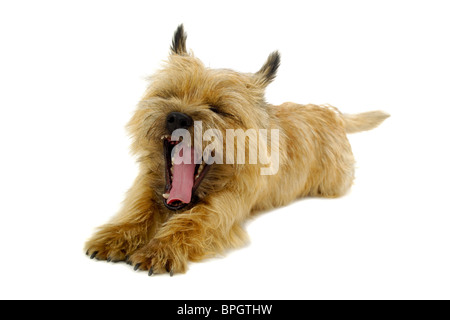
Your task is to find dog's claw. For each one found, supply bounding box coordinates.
[90,251,98,259]
[170,269,174,277]
[107,257,112,262]
[85,250,89,256]
[134,263,141,271]
[148,267,154,276]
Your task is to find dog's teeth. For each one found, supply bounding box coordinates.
[170,166,174,174]
[195,174,199,180]
[162,193,170,199]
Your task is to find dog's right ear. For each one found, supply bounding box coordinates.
[170,24,188,55]
[254,51,281,87]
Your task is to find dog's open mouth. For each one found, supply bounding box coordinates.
[162,136,210,210]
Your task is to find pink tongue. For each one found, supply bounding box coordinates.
[167,147,196,205]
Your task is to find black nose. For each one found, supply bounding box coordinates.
[166,112,193,133]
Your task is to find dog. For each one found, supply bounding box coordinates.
[85,25,389,275]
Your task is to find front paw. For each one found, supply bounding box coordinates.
[129,239,188,276]
[85,224,142,262]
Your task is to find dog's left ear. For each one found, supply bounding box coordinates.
[170,24,188,55]
[254,51,281,87]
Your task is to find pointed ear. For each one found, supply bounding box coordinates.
[255,51,281,86]
[170,24,187,55]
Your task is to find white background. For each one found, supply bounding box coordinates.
[1,0,449,300]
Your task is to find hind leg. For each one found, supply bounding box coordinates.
[313,143,355,198]
[316,167,354,198]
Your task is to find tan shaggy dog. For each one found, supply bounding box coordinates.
[85,25,389,275]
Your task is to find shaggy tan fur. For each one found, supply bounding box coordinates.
[85,25,389,275]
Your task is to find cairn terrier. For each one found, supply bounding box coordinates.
[85,25,389,275]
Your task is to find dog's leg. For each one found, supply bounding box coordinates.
[312,139,355,198]
[129,190,248,274]
[85,173,165,262]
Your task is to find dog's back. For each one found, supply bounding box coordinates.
[258,103,389,210]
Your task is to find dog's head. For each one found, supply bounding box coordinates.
[128,25,280,211]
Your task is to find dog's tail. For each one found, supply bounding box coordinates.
[342,111,390,134]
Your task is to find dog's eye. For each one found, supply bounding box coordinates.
[209,106,222,114]
[209,105,243,125]
[209,105,233,118]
